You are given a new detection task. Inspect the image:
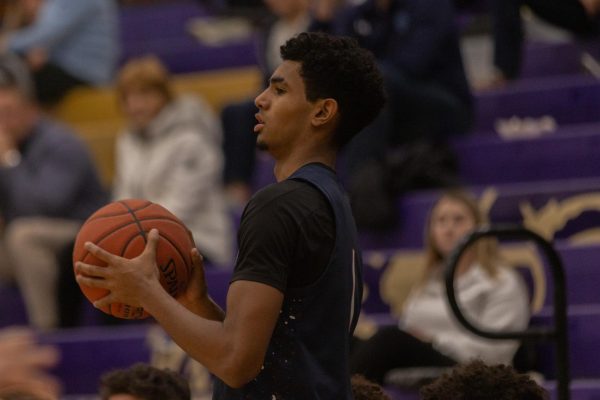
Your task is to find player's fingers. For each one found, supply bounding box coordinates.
[191,248,205,270]
[92,294,115,309]
[75,273,108,289]
[143,229,160,260]
[84,241,120,264]
[75,261,109,278]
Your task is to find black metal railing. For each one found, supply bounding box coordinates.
[445,225,570,400]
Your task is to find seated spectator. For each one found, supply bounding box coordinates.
[351,374,392,400]
[487,0,600,86]
[420,360,548,400]
[114,56,233,268]
[221,0,339,207]
[99,363,190,400]
[335,0,473,176]
[1,0,119,107]
[0,58,107,330]
[0,327,60,400]
[351,191,530,384]
[0,0,39,34]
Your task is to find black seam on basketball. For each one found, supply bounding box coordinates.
[119,200,147,243]
[78,219,141,264]
[154,231,188,296]
[156,230,190,275]
[120,229,146,258]
[86,201,153,222]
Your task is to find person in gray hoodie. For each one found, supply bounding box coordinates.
[113,56,233,268]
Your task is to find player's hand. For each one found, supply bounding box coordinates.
[75,228,163,309]
[178,248,209,309]
[177,248,225,321]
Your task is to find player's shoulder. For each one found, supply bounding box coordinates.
[244,179,329,220]
[249,179,323,210]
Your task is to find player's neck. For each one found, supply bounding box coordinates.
[273,147,336,182]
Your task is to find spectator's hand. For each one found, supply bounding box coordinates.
[0,327,61,400]
[311,0,344,22]
[25,47,48,71]
[405,327,432,343]
[0,127,16,155]
[580,0,600,16]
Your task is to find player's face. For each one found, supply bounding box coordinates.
[430,197,476,258]
[121,88,168,131]
[254,61,314,156]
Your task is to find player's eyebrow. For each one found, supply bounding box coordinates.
[269,76,286,85]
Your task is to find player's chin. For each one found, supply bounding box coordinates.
[256,138,269,151]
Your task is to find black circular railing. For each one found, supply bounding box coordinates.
[445,225,570,400]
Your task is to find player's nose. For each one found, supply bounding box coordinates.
[255,88,269,109]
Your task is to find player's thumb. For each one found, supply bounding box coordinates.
[144,229,160,259]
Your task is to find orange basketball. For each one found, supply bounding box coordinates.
[73,199,195,319]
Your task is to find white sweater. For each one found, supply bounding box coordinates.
[400,264,530,364]
[113,95,233,267]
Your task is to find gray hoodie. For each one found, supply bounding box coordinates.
[113,95,233,267]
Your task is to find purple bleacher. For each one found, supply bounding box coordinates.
[359,178,600,250]
[41,325,152,394]
[544,243,600,308]
[452,125,600,185]
[385,380,600,400]
[520,41,600,79]
[474,76,600,133]
[546,379,600,400]
[204,267,231,308]
[119,0,257,72]
[0,283,28,327]
[533,305,600,379]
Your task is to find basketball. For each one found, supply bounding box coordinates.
[73,199,195,319]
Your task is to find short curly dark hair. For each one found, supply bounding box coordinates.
[351,374,391,400]
[420,360,548,400]
[280,32,385,148]
[99,363,190,400]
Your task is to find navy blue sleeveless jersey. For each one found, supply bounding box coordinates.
[213,163,363,399]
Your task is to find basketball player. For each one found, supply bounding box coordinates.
[76,32,385,398]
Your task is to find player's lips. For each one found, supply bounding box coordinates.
[254,113,265,133]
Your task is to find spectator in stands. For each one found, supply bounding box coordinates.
[0,327,60,400]
[487,0,600,87]
[1,0,119,107]
[0,0,40,34]
[221,0,341,207]
[351,191,530,384]
[114,56,233,268]
[351,374,392,400]
[334,0,473,176]
[420,360,548,400]
[99,363,190,400]
[0,57,107,330]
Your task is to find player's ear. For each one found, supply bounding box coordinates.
[311,98,338,128]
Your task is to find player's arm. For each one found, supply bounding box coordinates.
[146,278,283,388]
[76,230,283,388]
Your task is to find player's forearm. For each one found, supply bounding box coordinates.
[142,291,259,388]
[181,294,225,322]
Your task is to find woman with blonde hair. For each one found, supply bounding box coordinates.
[351,190,530,384]
[113,56,233,268]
